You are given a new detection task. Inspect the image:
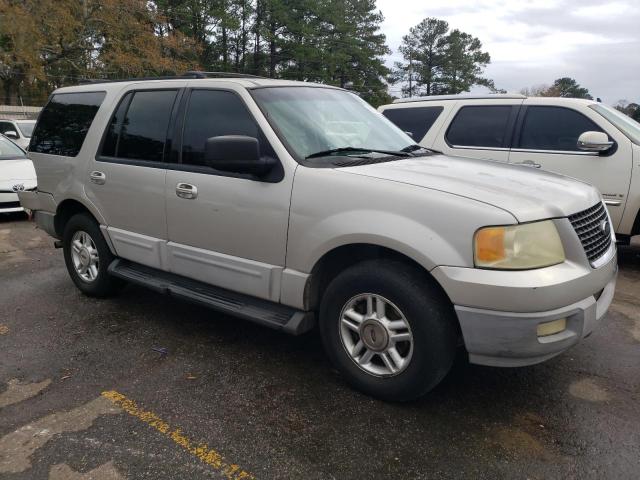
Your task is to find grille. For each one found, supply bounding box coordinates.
[568,202,612,264]
[0,201,21,209]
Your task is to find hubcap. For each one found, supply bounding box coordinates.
[339,293,413,377]
[70,231,100,282]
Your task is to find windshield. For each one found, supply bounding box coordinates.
[0,135,26,159]
[16,121,35,138]
[590,104,640,145]
[251,87,416,161]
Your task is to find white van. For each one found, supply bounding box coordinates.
[379,94,640,242]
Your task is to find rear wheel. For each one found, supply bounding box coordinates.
[62,213,121,297]
[319,259,457,401]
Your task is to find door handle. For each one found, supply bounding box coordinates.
[604,199,622,206]
[514,160,542,168]
[176,183,198,199]
[90,171,106,185]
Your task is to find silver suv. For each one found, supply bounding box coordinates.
[19,73,617,401]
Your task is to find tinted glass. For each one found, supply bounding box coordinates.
[0,122,14,134]
[118,90,177,162]
[0,135,26,159]
[382,106,443,142]
[520,106,604,151]
[446,106,512,148]
[182,90,262,166]
[30,92,105,156]
[101,93,132,157]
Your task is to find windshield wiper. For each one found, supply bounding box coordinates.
[400,144,441,154]
[305,146,414,160]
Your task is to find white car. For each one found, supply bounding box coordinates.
[379,94,640,242]
[0,134,36,213]
[0,119,36,150]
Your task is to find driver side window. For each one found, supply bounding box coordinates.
[180,90,275,167]
[518,106,604,152]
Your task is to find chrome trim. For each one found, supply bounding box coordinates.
[450,145,510,152]
[510,148,597,156]
[603,200,622,206]
[591,243,616,269]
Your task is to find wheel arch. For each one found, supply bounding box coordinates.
[305,243,454,314]
[54,198,105,238]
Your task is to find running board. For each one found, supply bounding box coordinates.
[107,259,314,335]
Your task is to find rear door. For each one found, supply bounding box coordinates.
[509,101,633,228]
[85,84,185,269]
[432,100,523,162]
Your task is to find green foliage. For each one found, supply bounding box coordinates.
[547,77,593,99]
[391,17,495,97]
[615,100,640,122]
[0,0,392,106]
[520,78,593,99]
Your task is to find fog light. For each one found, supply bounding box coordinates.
[537,318,567,337]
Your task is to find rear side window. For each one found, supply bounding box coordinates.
[518,106,604,151]
[105,90,178,162]
[181,90,274,167]
[381,106,443,142]
[30,92,105,156]
[446,106,512,148]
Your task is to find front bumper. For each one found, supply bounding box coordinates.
[0,192,24,213]
[433,242,618,367]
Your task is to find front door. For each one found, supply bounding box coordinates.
[85,86,183,269]
[509,102,633,228]
[164,88,293,302]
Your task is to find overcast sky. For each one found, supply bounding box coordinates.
[376,0,640,104]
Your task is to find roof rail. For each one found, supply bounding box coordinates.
[393,93,527,104]
[78,71,266,85]
[183,70,265,79]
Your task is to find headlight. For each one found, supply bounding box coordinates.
[474,220,565,269]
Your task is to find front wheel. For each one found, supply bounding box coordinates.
[319,260,457,401]
[62,213,121,297]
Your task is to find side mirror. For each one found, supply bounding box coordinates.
[204,135,274,176]
[577,131,613,153]
[4,130,18,140]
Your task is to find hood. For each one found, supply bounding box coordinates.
[339,154,601,222]
[0,159,37,189]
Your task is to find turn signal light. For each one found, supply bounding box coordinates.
[537,318,567,337]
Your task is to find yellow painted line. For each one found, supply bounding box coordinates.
[101,391,255,480]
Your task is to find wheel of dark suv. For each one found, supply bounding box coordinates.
[62,213,121,297]
[319,259,457,401]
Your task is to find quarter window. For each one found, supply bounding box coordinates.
[30,92,106,156]
[382,107,443,142]
[518,106,604,151]
[181,90,274,167]
[446,106,512,148]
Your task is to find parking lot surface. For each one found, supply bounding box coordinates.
[1,214,639,479]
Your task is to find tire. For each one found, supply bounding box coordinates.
[319,259,457,401]
[62,213,121,297]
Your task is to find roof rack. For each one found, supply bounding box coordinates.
[78,71,266,85]
[393,93,527,104]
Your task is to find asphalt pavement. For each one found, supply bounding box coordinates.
[1,213,639,479]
